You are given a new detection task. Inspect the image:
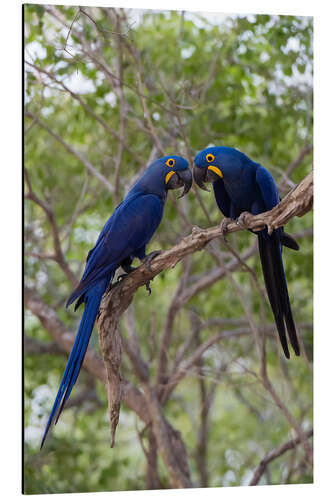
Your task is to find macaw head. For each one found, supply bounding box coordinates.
[193,147,224,191]
[136,155,192,199]
[162,155,192,198]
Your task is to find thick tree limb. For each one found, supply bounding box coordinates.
[141,383,192,488]
[156,257,192,392]
[97,304,123,448]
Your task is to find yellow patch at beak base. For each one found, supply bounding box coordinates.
[208,165,223,178]
[165,170,175,184]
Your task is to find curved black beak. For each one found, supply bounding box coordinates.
[193,164,222,191]
[177,168,193,198]
[193,164,210,191]
[166,168,193,198]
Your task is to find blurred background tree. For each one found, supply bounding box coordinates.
[24,4,313,493]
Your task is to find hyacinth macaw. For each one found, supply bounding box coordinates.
[193,146,300,359]
[41,155,192,447]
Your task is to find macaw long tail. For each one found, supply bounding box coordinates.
[258,231,300,359]
[40,278,109,449]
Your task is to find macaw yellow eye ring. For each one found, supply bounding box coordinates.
[166,158,175,168]
[206,153,215,162]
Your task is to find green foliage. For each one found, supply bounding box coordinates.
[24,5,313,493]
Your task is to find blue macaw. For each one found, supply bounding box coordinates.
[41,155,192,447]
[193,146,300,359]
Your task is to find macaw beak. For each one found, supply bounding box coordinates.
[166,168,193,198]
[193,164,223,191]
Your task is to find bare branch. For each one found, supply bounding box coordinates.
[124,40,164,155]
[95,171,312,445]
[145,428,161,489]
[97,307,123,448]
[285,145,313,177]
[161,327,257,402]
[24,335,63,356]
[194,329,209,487]
[24,168,78,287]
[26,261,194,488]
[260,375,313,465]
[141,383,192,488]
[25,61,139,162]
[249,428,313,485]
[156,257,192,391]
[24,286,150,424]
[113,16,128,204]
[102,170,313,317]
[43,6,176,131]
[24,111,115,194]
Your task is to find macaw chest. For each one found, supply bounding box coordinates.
[223,176,256,210]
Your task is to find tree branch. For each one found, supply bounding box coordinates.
[95,170,313,443]
[249,428,313,485]
[25,61,139,162]
[24,287,150,424]
[24,111,115,194]
[24,168,78,287]
[25,286,193,486]
[24,335,63,356]
[140,383,192,488]
[285,144,313,178]
[156,257,192,393]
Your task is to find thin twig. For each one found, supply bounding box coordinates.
[25,111,115,194]
[24,168,78,286]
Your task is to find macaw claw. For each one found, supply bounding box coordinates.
[220,217,234,237]
[117,265,137,283]
[145,281,152,295]
[143,250,161,272]
[236,211,252,229]
[116,273,129,283]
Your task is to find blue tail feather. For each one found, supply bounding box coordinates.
[40,277,110,449]
[258,231,300,358]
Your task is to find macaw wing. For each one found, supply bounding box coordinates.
[255,165,299,251]
[67,193,164,306]
[255,165,280,212]
[213,178,232,217]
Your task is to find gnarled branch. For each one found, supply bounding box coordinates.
[96,170,313,454]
